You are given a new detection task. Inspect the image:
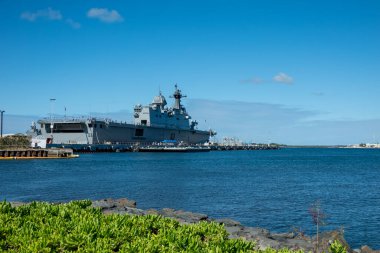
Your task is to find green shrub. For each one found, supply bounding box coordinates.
[0,200,255,252]
[0,135,30,149]
[329,240,347,253]
[0,201,349,252]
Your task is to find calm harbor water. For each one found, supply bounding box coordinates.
[1,148,379,249]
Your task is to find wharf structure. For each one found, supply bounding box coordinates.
[209,143,279,151]
[0,148,78,160]
[38,142,279,153]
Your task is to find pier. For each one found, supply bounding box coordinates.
[46,143,279,152]
[0,148,78,160]
[209,143,280,151]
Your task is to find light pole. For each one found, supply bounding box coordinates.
[50,99,56,142]
[0,110,4,138]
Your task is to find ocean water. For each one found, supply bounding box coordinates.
[0,148,379,249]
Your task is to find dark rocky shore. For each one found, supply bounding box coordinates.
[90,198,379,253]
[11,198,379,253]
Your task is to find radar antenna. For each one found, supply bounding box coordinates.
[170,84,187,110]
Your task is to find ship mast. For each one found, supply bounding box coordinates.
[171,84,187,110]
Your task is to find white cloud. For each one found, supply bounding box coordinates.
[241,72,294,85]
[87,8,123,23]
[187,99,380,145]
[20,8,80,29]
[187,98,318,144]
[20,7,62,22]
[66,19,81,29]
[273,72,293,84]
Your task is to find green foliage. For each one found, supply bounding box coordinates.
[0,135,30,149]
[0,200,256,252]
[329,240,347,253]
[0,200,349,252]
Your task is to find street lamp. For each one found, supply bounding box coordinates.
[50,99,56,141]
[0,110,4,138]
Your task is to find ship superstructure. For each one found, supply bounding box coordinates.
[30,85,215,147]
[134,85,198,130]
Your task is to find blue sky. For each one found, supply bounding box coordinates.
[1,0,380,144]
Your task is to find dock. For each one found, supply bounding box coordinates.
[0,148,79,160]
[137,146,211,152]
[46,143,279,152]
[209,143,280,151]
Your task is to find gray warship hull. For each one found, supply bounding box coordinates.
[30,85,215,147]
[33,118,211,146]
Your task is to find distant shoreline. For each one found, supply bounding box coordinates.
[284,145,379,149]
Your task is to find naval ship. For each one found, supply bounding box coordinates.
[29,85,216,148]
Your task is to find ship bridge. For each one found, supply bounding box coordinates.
[133,85,196,130]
